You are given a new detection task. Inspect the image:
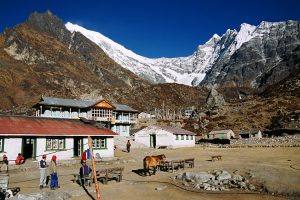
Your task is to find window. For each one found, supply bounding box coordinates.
[176,135,179,140]
[0,138,4,152]
[186,135,189,140]
[181,135,184,140]
[92,137,107,149]
[46,138,65,150]
[190,135,193,140]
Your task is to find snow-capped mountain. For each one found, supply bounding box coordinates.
[65,22,253,86]
[65,20,299,88]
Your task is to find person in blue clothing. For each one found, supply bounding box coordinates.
[39,154,47,189]
[50,155,59,190]
[79,160,92,186]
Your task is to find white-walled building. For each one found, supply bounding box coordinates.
[0,115,117,163]
[134,125,195,148]
[138,112,155,119]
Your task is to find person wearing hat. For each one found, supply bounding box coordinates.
[39,154,47,189]
[50,155,59,190]
[79,160,92,186]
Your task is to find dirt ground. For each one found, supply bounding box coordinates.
[8,146,300,200]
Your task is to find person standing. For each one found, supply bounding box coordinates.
[1,154,8,172]
[39,154,47,189]
[126,140,131,153]
[50,155,59,190]
[3,155,8,166]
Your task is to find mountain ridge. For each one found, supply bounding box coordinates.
[66,20,299,89]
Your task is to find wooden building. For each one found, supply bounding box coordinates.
[34,97,138,136]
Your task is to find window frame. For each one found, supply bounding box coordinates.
[46,137,66,151]
[0,138,4,152]
[92,137,107,149]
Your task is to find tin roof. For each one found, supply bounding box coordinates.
[208,130,233,134]
[0,115,117,136]
[113,104,138,112]
[37,97,95,108]
[155,125,195,135]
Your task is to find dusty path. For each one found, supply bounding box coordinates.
[8,146,300,200]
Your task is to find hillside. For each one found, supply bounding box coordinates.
[0,11,299,135]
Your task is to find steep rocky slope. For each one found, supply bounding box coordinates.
[0,11,150,111]
[0,11,207,113]
[201,21,300,98]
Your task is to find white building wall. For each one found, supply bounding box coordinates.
[138,112,151,119]
[2,138,22,164]
[173,134,195,147]
[82,137,114,159]
[155,130,174,147]
[134,129,152,147]
[256,131,262,139]
[2,136,114,163]
[36,138,74,161]
[135,128,195,148]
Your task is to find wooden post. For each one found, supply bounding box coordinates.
[88,136,101,200]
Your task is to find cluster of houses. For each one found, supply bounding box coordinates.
[0,97,197,164]
[0,96,263,164]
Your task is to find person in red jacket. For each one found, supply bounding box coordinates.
[81,150,87,161]
[15,153,25,165]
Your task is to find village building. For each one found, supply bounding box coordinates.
[34,97,138,136]
[207,129,235,139]
[239,130,262,139]
[134,125,195,148]
[138,112,155,119]
[111,104,138,136]
[0,115,117,163]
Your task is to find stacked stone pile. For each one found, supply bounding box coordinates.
[230,135,300,146]
[174,170,260,192]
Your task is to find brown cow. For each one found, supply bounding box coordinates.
[143,154,166,176]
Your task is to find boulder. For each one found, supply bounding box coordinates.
[206,88,225,108]
[216,171,231,181]
[182,172,215,184]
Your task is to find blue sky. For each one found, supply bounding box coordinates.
[0,0,299,58]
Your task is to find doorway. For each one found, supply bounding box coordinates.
[22,137,36,159]
[74,137,83,157]
[150,134,156,148]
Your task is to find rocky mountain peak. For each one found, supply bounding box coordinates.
[26,11,71,43]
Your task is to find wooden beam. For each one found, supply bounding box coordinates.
[88,136,101,200]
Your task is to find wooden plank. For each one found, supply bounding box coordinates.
[88,136,101,200]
